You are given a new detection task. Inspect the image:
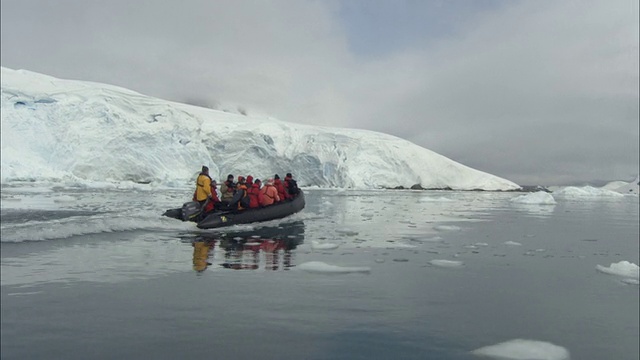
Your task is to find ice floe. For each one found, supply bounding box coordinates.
[554,186,624,198]
[311,241,339,250]
[504,241,523,246]
[596,261,639,279]
[434,225,462,232]
[471,339,570,360]
[510,192,556,205]
[429,259,464,268]
[297,261,371,274]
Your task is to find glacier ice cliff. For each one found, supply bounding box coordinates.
[1,67,520,190]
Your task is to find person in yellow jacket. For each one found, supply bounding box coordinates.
[194,166,214,206]
[192,240,214,272]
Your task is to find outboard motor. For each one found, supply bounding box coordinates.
[181,201,202,222]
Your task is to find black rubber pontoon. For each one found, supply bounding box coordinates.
[163,190,305,229]
[197,191,305,229]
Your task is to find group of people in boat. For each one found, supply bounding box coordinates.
[194,166,300,213]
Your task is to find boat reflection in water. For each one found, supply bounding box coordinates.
[188,221,305,272]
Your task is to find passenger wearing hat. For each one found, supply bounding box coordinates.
[194,166,214,206]
[220,174,236,206]
[235,176,249,210]
[273,174,286,201]
[247,179,263,208]
[203,179,221,212]
[284,173,299,198]
[260,179,280,206]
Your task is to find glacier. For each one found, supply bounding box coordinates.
[0,67,520,190]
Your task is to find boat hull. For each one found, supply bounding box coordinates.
[197,191,305,229]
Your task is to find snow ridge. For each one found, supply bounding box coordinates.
[1,67,519,190]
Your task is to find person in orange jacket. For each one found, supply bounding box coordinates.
[247,179,263,209]
[273,174,287,201]
[260,179,280,206]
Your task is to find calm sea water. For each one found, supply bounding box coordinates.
[1,185,638,360]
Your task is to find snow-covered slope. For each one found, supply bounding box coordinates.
[611,176,639,195]
[0,67,519,190]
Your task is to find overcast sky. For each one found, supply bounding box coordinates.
[2,0,638,185]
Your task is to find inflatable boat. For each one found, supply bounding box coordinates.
[163,190,305,229]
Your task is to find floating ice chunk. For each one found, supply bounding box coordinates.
[554,186,624,198]
[471,339,570,360]
[434,225,461,231]
[475,242,489,247]
[389,243,416,248]
[311,241,339,250]
[429,259,464,268]
[504,241,522,246]
[420,196,454,202]
[336,228,359,236]
[7,291,44,296]
[510,192,556,205]
[596,261,639,279]
[297,261,371,274]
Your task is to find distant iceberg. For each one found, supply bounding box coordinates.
[0,67,519,190]
[553,186,625,198]
[471,339,570,360]
[610,175,639,195]
[510,192,556,205]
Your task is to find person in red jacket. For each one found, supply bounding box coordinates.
[246,175,254,188]
[247,179,263,209]
[273,174,287,201]
[203,179,221,212]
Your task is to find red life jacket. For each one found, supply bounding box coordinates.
[247,183,261,208]
[274,179,287,200]
[203,185,220,212]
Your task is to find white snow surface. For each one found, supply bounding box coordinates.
[472,339,570,360]
[596,261,640,279]
[510,192,556,205]
[0,67,519,190]
[602,180,630,190]
[611,175,639,195]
